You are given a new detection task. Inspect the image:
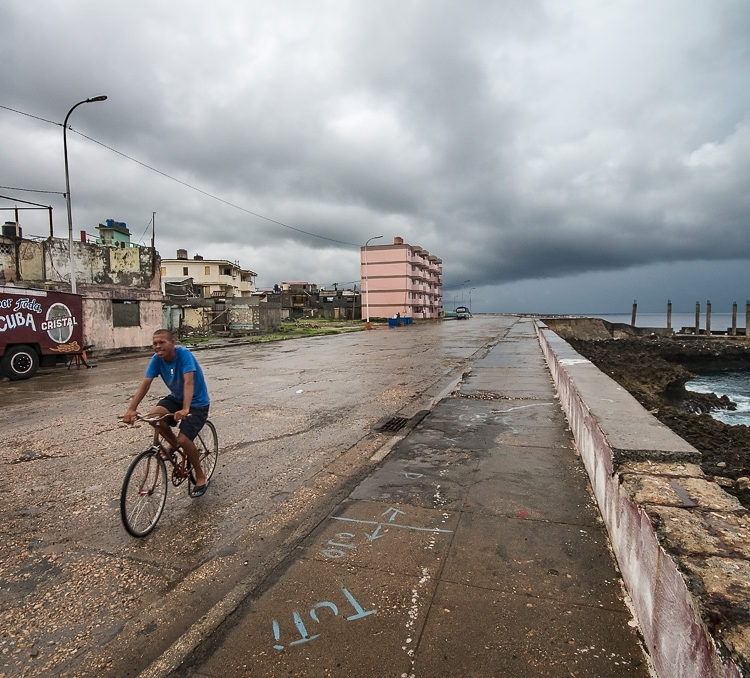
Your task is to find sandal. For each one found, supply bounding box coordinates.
[190,481,208,498]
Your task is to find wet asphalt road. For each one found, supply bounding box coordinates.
[0,317,513,677]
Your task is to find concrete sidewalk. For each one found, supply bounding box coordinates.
[181,319,651,677]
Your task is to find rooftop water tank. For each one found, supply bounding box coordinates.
[2,222,21,238]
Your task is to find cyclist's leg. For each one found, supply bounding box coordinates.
[177,433,205,485]
[151,396,181,450]
[178,406,209,488]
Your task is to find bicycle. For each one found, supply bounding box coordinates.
[120,413,218,538]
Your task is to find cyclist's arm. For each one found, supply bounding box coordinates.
[174,371,194,421]
[123,376,155,423]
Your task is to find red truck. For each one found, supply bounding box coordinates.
[0,285,84,380]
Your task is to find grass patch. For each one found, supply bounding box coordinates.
[181,319,370,346]
[179,336,214,346]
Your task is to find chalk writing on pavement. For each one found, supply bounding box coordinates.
[320,506,453,560]
[271,586,375,651]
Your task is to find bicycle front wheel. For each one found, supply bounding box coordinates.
[189,420,218,492]
[121,450,168,537]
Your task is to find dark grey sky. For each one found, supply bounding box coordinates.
[1,0,748,314]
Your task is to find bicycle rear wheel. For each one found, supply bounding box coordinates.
[121,450,168,537]
[189,420,218,493]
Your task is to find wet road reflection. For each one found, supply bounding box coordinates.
[0,317,516,677]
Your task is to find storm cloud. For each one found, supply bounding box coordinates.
[1,0,748,313]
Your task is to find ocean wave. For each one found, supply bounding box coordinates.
[686,371,750,426]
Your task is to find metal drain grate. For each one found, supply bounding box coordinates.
[374,416,410,433]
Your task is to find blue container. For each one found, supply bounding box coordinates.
[388,318,399,327]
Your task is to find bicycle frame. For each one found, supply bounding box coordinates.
[140,413,193,486]
[121,413,218,537]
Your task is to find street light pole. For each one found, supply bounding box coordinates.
[64,95,107,294]
[363,235,383,329]
[461,279,470,305]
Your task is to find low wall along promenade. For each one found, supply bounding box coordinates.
[535,322,749,677]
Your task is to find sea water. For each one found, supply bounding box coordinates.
[592,312,749,426]
[686,371,750,426]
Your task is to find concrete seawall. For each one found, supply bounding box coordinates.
[535,322,749,677]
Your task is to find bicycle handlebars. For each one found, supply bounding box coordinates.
[122,412,191,424]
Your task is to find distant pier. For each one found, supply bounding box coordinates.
[629,299,750,337]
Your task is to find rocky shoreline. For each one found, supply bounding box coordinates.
[544,319,750,509]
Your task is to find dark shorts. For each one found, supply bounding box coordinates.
[157,395,209,441]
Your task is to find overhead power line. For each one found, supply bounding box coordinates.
[1,104,360,248]
[73,129,358,247]
[0,104,57,126]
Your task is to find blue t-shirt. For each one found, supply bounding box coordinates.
[146,345,210,408]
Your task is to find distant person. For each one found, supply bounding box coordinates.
[122,329,211,496]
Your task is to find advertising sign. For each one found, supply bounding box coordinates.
[0,286,84,379]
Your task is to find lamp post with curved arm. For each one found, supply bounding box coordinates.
[64,95,107,294]
[362,235,383,329]
[460,279,471,305]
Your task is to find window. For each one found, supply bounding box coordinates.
[112,300,140,327]
[183,266,189,275]
[204,266,211,276]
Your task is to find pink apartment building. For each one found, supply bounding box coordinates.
[360,236,443,319]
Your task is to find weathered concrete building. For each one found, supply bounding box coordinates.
[0,226,162,353]
[95,219,132,248]
[319,288,361,320]
[160,249,280,336]
[162,294,282,337]
[279,281,317,319]
[161,249,257,298]
[274,282,360,320]
[360,236,443,319]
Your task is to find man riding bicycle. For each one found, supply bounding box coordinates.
[123,329,211,496]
